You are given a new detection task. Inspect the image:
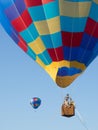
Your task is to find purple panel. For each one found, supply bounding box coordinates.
[5,5,20,21]
[11,30,19,44]
[14,0,26,14]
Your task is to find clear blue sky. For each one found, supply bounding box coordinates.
[0,24,98,130]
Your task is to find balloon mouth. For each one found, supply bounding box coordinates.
[56,74,80,88]
[55,67,82,88]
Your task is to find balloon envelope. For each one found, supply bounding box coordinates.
[30,97,41,109]
[0,0,98,88]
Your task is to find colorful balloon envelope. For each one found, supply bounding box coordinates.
[30,97,41,109]
[0,0,98,88]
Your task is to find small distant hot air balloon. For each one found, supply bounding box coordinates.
[30,97,41,109]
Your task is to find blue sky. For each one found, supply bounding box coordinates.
[0,24,98,130]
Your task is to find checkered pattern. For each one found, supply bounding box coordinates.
[0,0,98,87]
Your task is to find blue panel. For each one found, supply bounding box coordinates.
[41,32,62,49]
[0,9,12,34]
[76,48,85,62]
[86,54,97,66]
[82,50,93,65]
[20,24,39,43]
[28,24,39,40]
[77,47,92,65]
[44,1,59,19]
[51,32,62,48]
[89,2,98,22]
[20,30,33,43]
[0,0,13,9]
[87,42,98,66]
[28,6,46,21]
[80,33,98,50]
[38,50,52,65]
[93,42,98,55]
[0,8,19,44]
[60,16,87,32]
[70,48,80,61]
[41,35,53,48]
[27,47,36,61]
[57,67,82,76]
[63,46,70,60]
[63,46,79,61]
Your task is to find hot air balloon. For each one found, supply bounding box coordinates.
[30,97,41,109]
[0,0,98,88]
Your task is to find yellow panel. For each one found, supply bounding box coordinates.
[47,16,60,34]
[59,0,91,17]
[34,21,49,35]
[34,16,60,35]
[28,37,46,54]
[93,0,98,4]
[45,62,59,81]
[50,60,86,70]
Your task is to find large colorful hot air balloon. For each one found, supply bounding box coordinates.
[0,0,98,88]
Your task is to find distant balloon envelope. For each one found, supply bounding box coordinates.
[30,97,41,109]
[0,0,98,88]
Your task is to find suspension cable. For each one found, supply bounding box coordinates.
[75,108,90,130]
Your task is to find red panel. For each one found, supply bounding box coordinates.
[11,10,32,32]
[47,47,64,61]
[62,31,83,47]
[18,35,28,52]
[24,0,54,7]
[85,18,98,38]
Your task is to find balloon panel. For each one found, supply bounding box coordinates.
[0,0,98,87]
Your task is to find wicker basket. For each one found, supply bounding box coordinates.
[61,104,75,117]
